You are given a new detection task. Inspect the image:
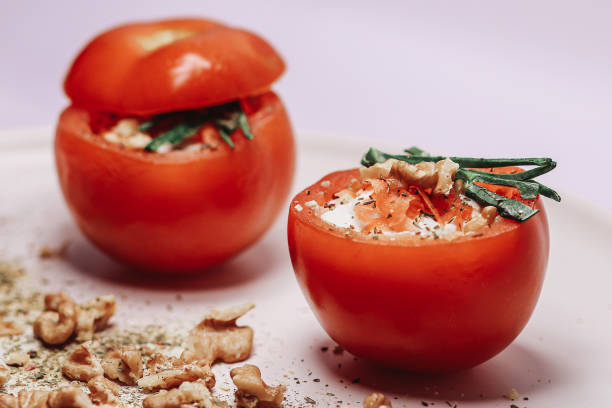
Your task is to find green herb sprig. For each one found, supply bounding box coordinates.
[143,102,254,152]
[361,147,560,222]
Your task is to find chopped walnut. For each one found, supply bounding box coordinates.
[230,365,285,408]
[102,119,152,149]
[34,293,116,346]
[61,341,104,382]
[146,353,184,373]
[142,381,225,408]
[75,295,117,342]
[363,392,392,408]
[464,206,498,233]
[0,394,17,408]
[0,318,24,337]
[6,352,30,367]
[101,346,143,385]
[138,364,215,391]
[48,386,93,408]
[38,242,69,259]
[33,294,77,345]
[18,390,52,408]
[88,376,121,406]
[0,359,9,386]
[185,304,254,364]
[360,158,459,195]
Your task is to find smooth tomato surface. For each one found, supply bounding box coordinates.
[56,92,294,273]
[64,18,285,115]
[288,169,549,372]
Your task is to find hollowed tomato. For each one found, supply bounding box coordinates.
[288,169,549,372]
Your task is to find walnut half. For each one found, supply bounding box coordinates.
[48,386,93,408]
[185,304,255,365]
[101,346,143,385]
[33,296,77,346]
[230,365,285,408]
[137,363,215,391]
[61,342,103,382]
[88,375,121,407]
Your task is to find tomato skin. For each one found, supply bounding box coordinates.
[288,169,549,372]
[64,18,285,115]
[56,92,294,274]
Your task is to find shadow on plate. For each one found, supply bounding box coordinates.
[312,339,569,403]
[57,230,281,292]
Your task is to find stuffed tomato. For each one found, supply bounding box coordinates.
[288,148,558,372]
[55,18,294,273]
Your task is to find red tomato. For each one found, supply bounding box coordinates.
[64,18,285,115]
[56,92,294,273]
[288,169,549,372]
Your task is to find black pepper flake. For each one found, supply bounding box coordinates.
[306,190,311,195]
[333,346,344,354]
[351,378,360,384]
[320,346,329,352]
[421,402,429,407]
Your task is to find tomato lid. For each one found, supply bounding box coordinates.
[64,18,286,115]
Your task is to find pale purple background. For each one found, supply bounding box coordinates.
[1,1,610,213]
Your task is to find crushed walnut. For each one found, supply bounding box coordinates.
[185,304,254,365]
[363,392,392,408]
[0,318,24,337]
[464,205,498,233]
[6,352,29,367]
[360,158,459,195]
[138,363,215,391]
[88,375,122,407]
[230,365,285,408]
[142,380,226,408]
[0,359,9,386]
[102,119,153,150]
[61,341,104,382]
[101,346,143,385]
[33,293,116,346]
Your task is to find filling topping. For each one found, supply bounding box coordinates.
[308,147,560,239]
[93,101,254,153]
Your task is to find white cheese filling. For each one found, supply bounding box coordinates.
[319,189,481,238]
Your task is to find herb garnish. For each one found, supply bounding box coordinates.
[143,101,254,152]
[361,147,560,222]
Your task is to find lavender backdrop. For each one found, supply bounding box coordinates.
[1,1,610,213]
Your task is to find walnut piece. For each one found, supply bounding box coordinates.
[34,293,116,346]
[363,392,392,408]
[101,346,143,385]
[0,318,24,337]
[6,352,30,367]
[464,206,498,233]
[230,365,285,408]
[75,295,117,342]
[0,394,17,408]
[0,359,9,386]
[185,304,255,364]
[33,298,77,346]
[138,364,215,391]
[18,390,52,408]
[142,381,225,408]
[48,386,93,408]
[61,342,104,382]
[360,158,459,195]
[88,376,121,406]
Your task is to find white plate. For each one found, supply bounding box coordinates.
[1,127,611,407]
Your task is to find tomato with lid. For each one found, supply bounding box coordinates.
[55,18,294,273]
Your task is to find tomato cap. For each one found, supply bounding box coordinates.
[64,18,285,115]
